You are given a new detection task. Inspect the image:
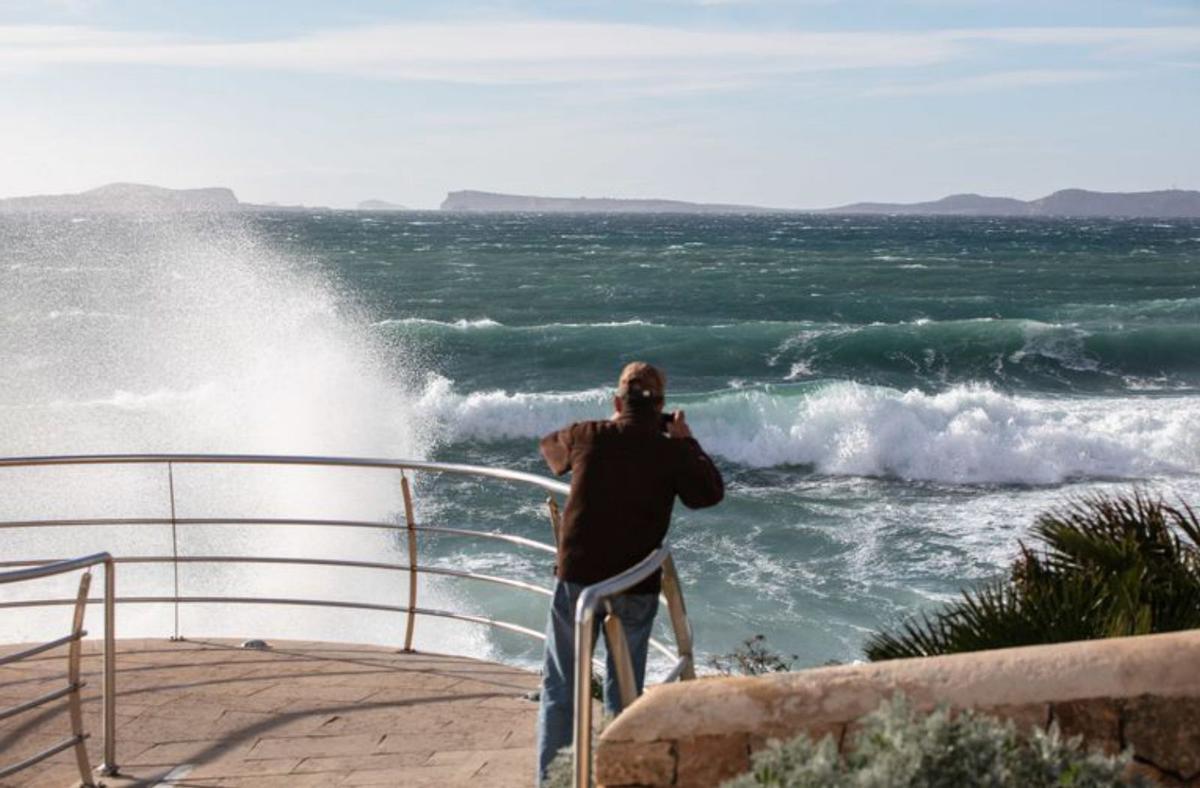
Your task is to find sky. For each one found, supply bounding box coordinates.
[1,0,1198,209]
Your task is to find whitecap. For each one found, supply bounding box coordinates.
[421,378,1200,486]
[374,317,503,329]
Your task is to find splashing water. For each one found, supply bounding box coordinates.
[0,214,485,656]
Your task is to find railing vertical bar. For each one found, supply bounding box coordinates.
[100,556,117,776]
[546,496,563,547]
[660,555,695,680]
[167,462,181,641]
[602,604,637,712]
[401,472,418,653]
[573,605,596,788]
[66,570,96,787]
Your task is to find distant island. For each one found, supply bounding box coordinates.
[823,189,1200,218]
[444,188,1200,218]
[358,199,408,211]
[440,190,775,214]
[0,183,329,214]
[0,183,241,214]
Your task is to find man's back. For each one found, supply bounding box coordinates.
[540,413,723,593]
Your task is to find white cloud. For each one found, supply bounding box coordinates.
[955,25,1200,52]
[0,22,958,78]
[0,21,1195,90]
[866,68,1123,96]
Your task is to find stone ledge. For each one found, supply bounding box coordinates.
[598,629,1200,787]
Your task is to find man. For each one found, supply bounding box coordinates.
[535,361,724,782]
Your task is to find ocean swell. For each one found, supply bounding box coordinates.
[380,315,1200,393]
[773,318,1200,391]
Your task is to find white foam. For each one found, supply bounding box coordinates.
[418,379,1200,485]
[784,361,815,380]
[374,317,503,329]
[545,319,665,329]
[418,375,610,442]
[693,383,1199,484]
[375,317,666,330]
[1008,322,1097,371]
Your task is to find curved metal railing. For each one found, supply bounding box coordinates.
[572,544,695,786]
[0,453,696,788]
[0,553,117,786]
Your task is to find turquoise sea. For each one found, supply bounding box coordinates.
[2,211,1199,671]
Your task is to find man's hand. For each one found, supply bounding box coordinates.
[665,410,693,439]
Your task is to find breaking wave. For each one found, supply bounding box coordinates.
[420,377,1200,485]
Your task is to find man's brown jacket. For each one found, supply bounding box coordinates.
[539,411,724,594]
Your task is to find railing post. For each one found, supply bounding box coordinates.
[660,555,695,680]
[602,602,637,712]
[67,570,95,787]
[167,462,181,642]
[573,601,596,788]
[99,556,118,776]
[546,496,563,546]
[400,472,418,653]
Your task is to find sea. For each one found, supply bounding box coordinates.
[1,211,1198,674]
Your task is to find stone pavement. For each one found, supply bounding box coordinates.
[0,638,541,787]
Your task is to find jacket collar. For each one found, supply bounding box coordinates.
[614,408,660,430]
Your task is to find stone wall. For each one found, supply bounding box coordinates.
[595,629,1200,787]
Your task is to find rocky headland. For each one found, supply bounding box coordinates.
[442,187,1200,218]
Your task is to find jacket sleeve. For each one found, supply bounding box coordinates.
[539,426,573,476]
[675,438,724,509]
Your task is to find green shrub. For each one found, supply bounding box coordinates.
[722,695,1149,787]
[866,491,1200,661]
[541,716,611,788]
[543,747,575,788]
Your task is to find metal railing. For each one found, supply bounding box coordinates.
[0,553,117,785]
[573,546,695,787]
[0,453,695,787]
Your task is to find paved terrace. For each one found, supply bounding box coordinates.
[0,638,541,787]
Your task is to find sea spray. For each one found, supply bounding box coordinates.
[0,215,482,656]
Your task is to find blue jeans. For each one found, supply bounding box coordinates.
[535,580,659,784]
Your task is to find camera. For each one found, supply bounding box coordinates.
[660,412,674,434]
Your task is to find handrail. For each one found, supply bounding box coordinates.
[0,453,572,496]
[0,517,561,554]
[0,552,117,784]
[572,545,679,788]
[0,453,693,788]
[0,555,555,598]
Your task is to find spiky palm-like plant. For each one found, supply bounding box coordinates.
[865,491,1200,661]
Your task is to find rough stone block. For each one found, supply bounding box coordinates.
[983,702,1051,734]
[1124,695,1200,779]
[596,740,675,786]
[1050,698,1121,755]
[676,734,750,787]
[1124,759,1188,787]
